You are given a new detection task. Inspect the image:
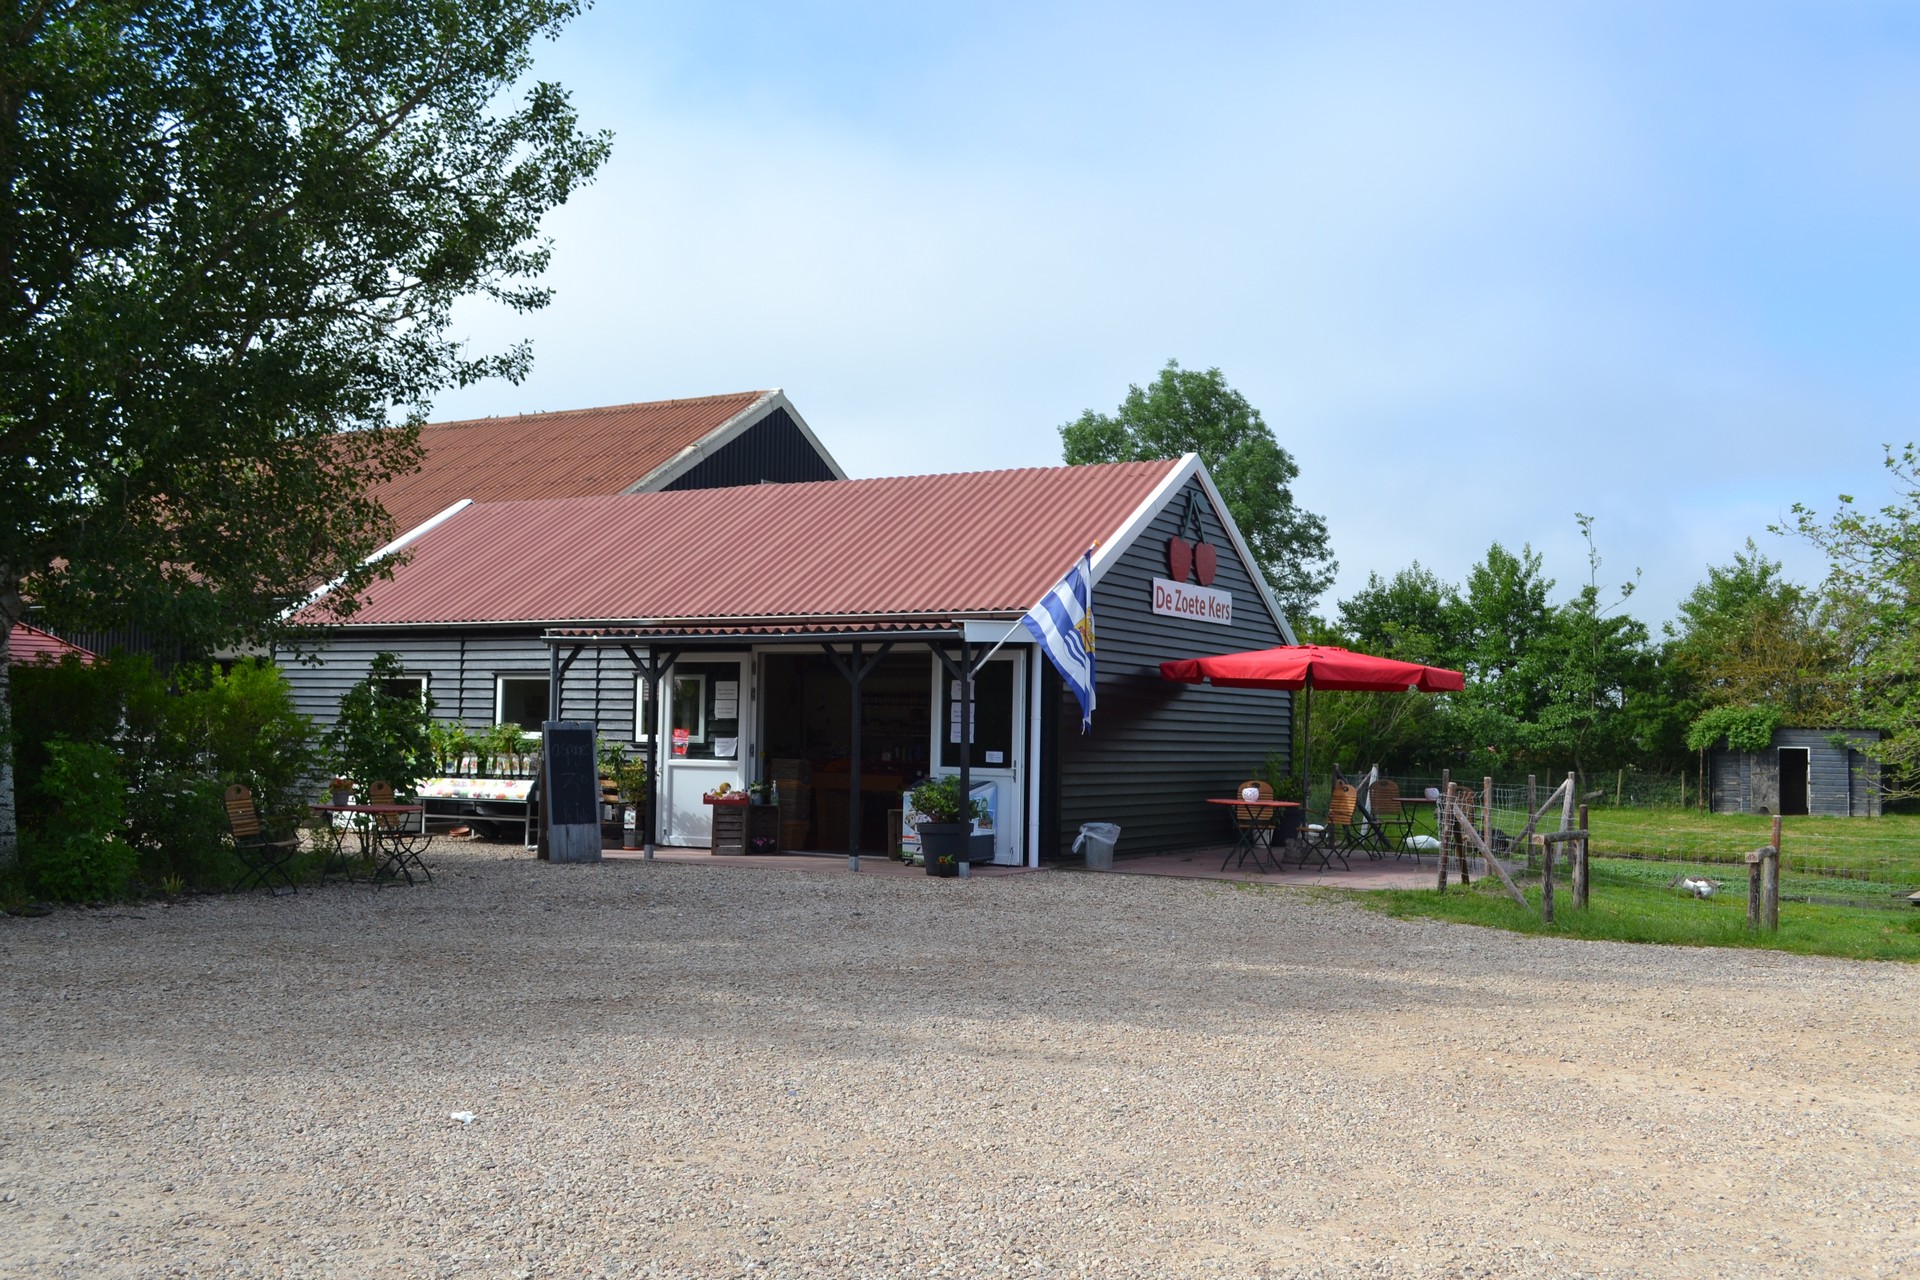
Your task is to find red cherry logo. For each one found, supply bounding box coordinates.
[1194,542,1217,586]
[1167,536,1192,581]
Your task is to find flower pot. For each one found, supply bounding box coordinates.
[331,787,352,807]
[1276,808,1304,847]
[917,821,969,877]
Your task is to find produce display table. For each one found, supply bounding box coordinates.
[707,797,780,855]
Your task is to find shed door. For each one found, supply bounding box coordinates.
[1777,747,1809,817]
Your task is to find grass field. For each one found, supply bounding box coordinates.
[1366,859,1920,961]
[1582,807,1920,901]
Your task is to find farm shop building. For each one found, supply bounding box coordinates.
[285,456,1298,865]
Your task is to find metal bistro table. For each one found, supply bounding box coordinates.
[310,803,430,885]
[1207,797,1300,873]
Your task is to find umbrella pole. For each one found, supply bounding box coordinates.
[1300,672,1312,800]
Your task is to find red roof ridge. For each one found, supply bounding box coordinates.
[425,456,1181,519]
[416,389,773,434]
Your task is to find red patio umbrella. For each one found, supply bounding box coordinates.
[1158,645,1464,789]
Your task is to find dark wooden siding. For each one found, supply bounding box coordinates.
[1052,477,1292,859]
[1708,728,1882,817]
[279,630,641,745]
[662,408,837,491]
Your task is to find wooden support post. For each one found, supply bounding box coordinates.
[1763,814,1782,931]
[1437,773,1452,891]
[1541,836,1555,923]
[1482,776,1493,862]
[1561,772,1575,833]
[1679,774,1685,810]
[1526,774,1537,869]
[1448,789,1528,908]
[1616,767,1624,808]
[1747,850,1764,928]
[1573,803,1590,909]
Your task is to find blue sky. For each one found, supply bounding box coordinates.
[433,1,1920,625]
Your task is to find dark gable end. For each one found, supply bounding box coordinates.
[661,406,839,491]
[1053,475,1292,858]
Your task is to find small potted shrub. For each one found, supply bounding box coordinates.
[908,775,984,878]
[1262,757,1306,846]
[328,777,352,807]
[613,756,648,850]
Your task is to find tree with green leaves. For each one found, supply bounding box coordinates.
[0,1,610,864]
[1666,538,1844,734]
[1784,443,1920,796]
[1059,360,1335,619]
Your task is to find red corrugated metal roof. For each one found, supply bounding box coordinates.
[314,460,1179,627]
[370,391,773,534]
[8,623,96,665]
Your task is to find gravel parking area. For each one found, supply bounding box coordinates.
[3,842,1917,1279]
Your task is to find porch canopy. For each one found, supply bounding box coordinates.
[1158,644,1464,789]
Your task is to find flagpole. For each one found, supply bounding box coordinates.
[969,621,1025,669]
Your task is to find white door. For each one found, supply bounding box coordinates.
[655,653,752,846]
[925,650,1026,865]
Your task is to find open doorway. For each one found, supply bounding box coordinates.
[760,652,933,853]
[1777,746,1809,816]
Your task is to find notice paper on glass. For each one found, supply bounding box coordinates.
[713,681,740,718]
[713,736,738,758]
[948,703,976,743]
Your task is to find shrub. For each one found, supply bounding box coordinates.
[27,741,138,902]
[327,653,435,795]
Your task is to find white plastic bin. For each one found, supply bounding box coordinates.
[1073,821,1121,870]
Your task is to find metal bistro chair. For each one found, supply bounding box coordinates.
[1220,779,1279,872]
[1368,778,1417,857]
[225,784,300,895]
[367,781,432,884]
[1300,780,1356,870]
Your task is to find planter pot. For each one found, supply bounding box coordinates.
[1277,808,1305,847]
[917,821,969,877]
[331,788,352,807]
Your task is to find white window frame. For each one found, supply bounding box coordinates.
[670,673,708,745]
[494,675,550,729]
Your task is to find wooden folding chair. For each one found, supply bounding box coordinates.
[368,781,432,884]
[225,784,299,895]
[1370,779,1417,856]
[1300,781,1356,870]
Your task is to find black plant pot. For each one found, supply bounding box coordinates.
[917,821,969,877]
[1276,808,1305,847]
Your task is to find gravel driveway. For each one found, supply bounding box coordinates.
[3,843,1917,1279]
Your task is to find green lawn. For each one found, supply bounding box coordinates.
[1583,806,1920,898]
[1364,858,1920,961]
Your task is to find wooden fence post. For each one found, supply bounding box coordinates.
[1764,815,1782,931]
[1482,775,1493,866]
[1541,836,1555,923]
[1526,774,1537,869]
[1747,848,1764,928]
[1573,803,1590,909]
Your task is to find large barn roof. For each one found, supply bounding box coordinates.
[368,390,841,535]
[309,459,1188,628]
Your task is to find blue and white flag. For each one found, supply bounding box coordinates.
[1020,549,1096,732]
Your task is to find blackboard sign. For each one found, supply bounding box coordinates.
[542,720,602,862]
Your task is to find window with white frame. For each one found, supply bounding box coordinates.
[495,676,549,731]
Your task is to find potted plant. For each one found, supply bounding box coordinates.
[1262,756,1307,846]
[908,775,984,878]
[613,755,648,850]
[328,777,352,806]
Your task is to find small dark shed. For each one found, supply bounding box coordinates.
[1709,728,1883,817]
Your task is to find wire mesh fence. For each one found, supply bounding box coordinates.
[1343,768,1920,909]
